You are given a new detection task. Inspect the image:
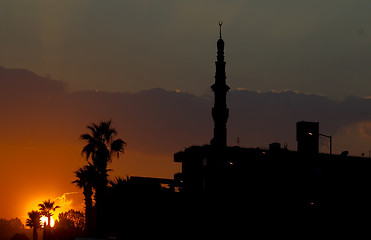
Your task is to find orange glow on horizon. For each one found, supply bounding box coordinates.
[22,192,85,226]
[40,216,55,228]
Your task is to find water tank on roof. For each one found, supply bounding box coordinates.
[269,142,281,151]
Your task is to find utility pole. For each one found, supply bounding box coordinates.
[319,133,332,155]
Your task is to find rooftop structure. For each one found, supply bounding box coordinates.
[173,24,371,207]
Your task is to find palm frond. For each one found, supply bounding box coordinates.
[91,123,101,140]
[81,143,95,160]
[110,139,126,158]
[80,120,126,185]
[26,210,41,229]
[80,133,94,141]
[38,199,60,218]
[73,167,86,188]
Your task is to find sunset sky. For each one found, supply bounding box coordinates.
[2,0,371,223]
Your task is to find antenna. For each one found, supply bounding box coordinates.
[219,21,223,39]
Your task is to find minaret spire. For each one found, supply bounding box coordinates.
[211,22,230,148]
[219,21,223,39]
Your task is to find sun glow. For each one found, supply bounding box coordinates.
[40,216,55,228]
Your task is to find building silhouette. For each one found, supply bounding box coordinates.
[174,24,371,208]
[84,23,371,239]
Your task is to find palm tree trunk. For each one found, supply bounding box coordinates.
[45,218,51,240]
[84,187,94,236]
[33,228,38,240]
[93,156,109,238]
[43,222,48,240]
[95,176,107,237]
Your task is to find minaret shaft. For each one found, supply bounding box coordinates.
[211,23,230,148]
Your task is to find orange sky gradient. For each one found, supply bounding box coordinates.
[2,0,371,223]
[0,75,184,222]
[2,62,371,224]
[1,124,180,223]
[0,113,183,221]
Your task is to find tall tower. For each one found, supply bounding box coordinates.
[211,22,230,148]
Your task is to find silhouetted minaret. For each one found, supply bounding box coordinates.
[211,22,230,148]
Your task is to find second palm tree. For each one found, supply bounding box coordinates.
[80,120,126,237]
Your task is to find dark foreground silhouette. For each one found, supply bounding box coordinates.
[4,23,367,240]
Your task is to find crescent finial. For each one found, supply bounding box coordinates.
[219,21,223,39]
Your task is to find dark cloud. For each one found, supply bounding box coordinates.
[0,66,65,96]
[228,90,371,150]
[2,66,371,156]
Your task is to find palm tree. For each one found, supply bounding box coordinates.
[80,120,125,236]
[80,120,126,175]
[73,164,97,236]
[26,210,41,240]
[38,199,60,228]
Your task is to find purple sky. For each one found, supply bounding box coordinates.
[1,0,371,99]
